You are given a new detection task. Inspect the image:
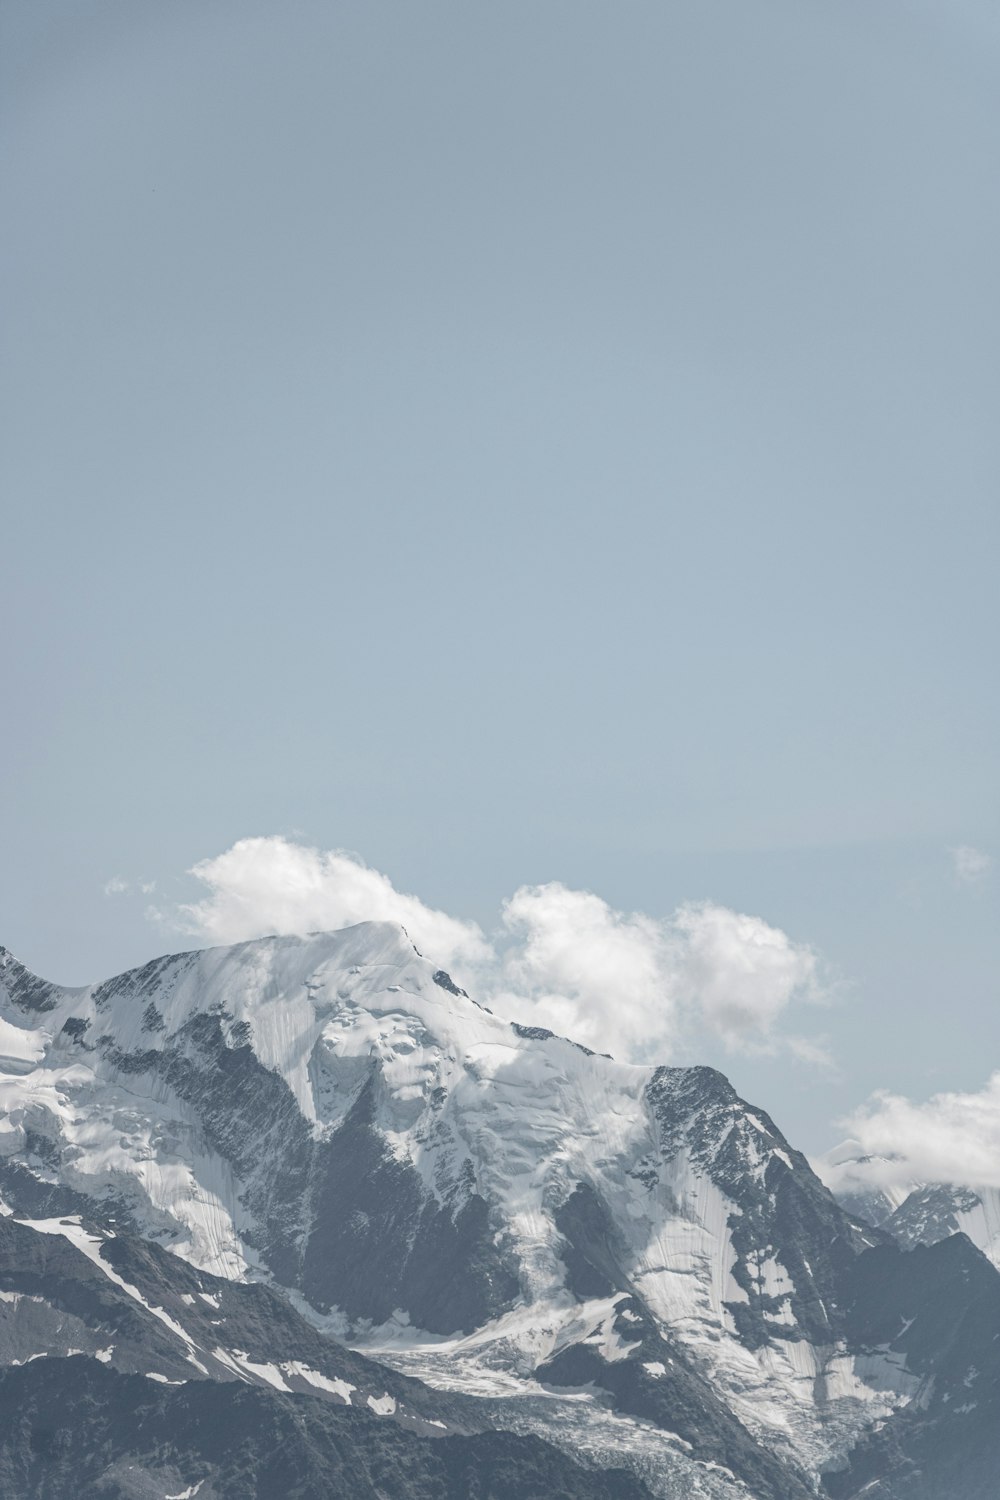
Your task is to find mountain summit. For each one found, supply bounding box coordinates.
[1,928,998,1497]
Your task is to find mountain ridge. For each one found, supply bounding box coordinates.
[2,926,998,1497]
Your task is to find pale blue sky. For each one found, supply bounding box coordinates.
[2,0,997,1151]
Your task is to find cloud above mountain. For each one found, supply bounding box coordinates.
[832,1073,1000,1191]
[494,882,679,1057]
[172,835,829,1065]
[181,838,492,967]
[494,882,826,1061]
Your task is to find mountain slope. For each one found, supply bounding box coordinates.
[0,1213,461,1422]
[823,1232,1000,1500]
[887,1183,1000,1266]
[821,1140,1000,1270]
[0,1355,652,1500]
[1,927,996,1496]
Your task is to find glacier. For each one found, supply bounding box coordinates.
[0,924,989,1497]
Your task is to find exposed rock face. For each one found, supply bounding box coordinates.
[0,1356,653,1500]
[2,930,999,1496]
[887,1183,1000,1265]
[646,1066,880,1350]
[537,1287,816,1500]
[0,1212,464,1418]
[301,1077,521,1331]
[823,1234,1000,1500]
[822,1140,1000,1272]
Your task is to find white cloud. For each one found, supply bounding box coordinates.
[951,845,994,884]
[834,1074,1000,1191]
[495,883,677,1057]
[672,901,821,1049]
[168,838,830,1065]
[783,1034,835,1070]
[179,836,490,969]
[494,886,824,1061]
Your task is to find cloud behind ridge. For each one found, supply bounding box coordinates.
[171,835,830,1066]
[834,1073,1000,1191]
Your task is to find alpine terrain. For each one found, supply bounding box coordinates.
[0,925,997,1499]
[823,1139,1000,1270]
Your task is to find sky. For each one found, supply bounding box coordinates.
[1,0,998,1163]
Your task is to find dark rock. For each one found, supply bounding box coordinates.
[0,1357,653,1500]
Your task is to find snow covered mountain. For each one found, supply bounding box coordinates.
[888,1183,1000,1264]
[0,1212,654,1499]
[821,1140,1000,1270]
[815,1140,915,1231]
[2,926,998,1498]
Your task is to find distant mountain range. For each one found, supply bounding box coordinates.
[820,1138,1000,1269]
[1,927,997,1498]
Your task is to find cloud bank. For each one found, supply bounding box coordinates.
[169,835,830,1066]
[828,1074,1000,1192]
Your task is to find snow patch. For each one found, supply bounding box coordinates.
[0,1016,49,1073]
[21,1218,209,1374]
[212,1348,289,1390]
[366,1392,397,1415]
[279,1361,355,1402]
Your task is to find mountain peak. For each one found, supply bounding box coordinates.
[0,945,63,1014]
[3,927,983,1496]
